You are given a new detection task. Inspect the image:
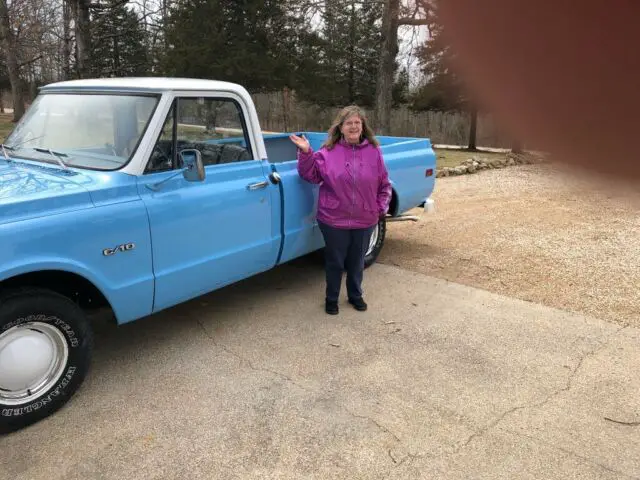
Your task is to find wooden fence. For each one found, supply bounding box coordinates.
[0,88,517,148]
[251,91,516,148]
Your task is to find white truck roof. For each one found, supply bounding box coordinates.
[38,77,268,171]
[41,77,249,95]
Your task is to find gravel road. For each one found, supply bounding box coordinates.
[380,162,640,327]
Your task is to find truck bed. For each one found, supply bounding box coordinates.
[262,131,436,216]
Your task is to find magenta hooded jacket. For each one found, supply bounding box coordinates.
[297,138,393,229]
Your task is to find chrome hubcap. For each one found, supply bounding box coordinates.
[366,222,380,257]
[0,322,68,405]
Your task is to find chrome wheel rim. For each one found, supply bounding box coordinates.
[366,222,380,257]
[0,322,69,406]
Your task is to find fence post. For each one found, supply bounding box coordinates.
[282,87,291,133]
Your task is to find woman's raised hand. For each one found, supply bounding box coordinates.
[289,134,310,153]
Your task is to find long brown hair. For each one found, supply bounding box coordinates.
[321,105,380,149]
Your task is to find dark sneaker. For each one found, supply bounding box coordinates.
[348,297,368,311]
[325,300,339,315]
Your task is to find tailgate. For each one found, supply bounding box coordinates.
[378,136,436,215]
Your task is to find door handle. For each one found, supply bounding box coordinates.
[247,180,269,190]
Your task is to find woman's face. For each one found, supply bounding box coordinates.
[340,114,363,144]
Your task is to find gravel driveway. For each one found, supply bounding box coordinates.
[381,162,640,327]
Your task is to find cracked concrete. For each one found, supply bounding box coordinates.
[454,325,630,454]
[196,316,404,447]
[1,260,638,479]
[505,430,639,479]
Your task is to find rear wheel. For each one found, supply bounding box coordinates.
[313,217,386,269]
[364,217,386,268]
[0,288,92,433]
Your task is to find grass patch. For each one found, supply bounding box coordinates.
[0,114,15,142]
[434,148,507,169]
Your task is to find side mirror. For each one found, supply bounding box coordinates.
[179,149,205,182]
[146,148,205,192]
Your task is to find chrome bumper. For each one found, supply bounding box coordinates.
[386,198,435,223]
[422,198,435,214]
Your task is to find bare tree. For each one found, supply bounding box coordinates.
[373,0,399,134]
[127,0,173,72]
[0,0,84,119]
[0,0,25,120]
[62,0,71,78]
[69,0,91,78]
[17,0,65,87]
[374,0,432,134]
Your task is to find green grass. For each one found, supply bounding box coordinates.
[434,148,508,169]
[0,114,15,142]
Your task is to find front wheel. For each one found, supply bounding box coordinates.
[364,217,386,268]
[0,288,93,433]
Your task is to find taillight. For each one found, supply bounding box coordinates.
[425,168,433,177]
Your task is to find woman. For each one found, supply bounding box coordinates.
[290,106,392,315]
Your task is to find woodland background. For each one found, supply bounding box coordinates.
[0,0,523,149]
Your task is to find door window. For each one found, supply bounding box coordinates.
[145,96,254,173]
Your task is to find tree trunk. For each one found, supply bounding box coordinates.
[511,139,523,154]
[63,0,72,79]
[28,66,37,102]
[0,0,25,122]
[162,0,169,50]
[113,34,121,77]
[74,0,91,78]
[347,0,356,104]
[374,0,400,134]
[468,104,478,151]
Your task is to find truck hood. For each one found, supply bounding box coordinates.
[0,160,94,225]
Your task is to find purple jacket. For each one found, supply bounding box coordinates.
[297,138,392,229]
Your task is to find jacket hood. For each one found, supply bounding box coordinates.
[338,138,371,149]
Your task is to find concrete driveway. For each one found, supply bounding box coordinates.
[1,258,639,479]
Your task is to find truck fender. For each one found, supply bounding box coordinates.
[0,259,116,317]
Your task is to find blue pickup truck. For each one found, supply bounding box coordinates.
[0,78,436,432]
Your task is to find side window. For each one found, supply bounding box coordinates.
[145,97,254,174]
[176,97,254,166]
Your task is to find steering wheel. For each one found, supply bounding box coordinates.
[148,144,173,171]
[105,143,118,156]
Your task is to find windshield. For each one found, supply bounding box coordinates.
[4,92,160,170]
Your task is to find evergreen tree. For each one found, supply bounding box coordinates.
[411,1,471,112]
[297,0,383,108]
[160,0,304,93]
[90,1,150,77]
[411,2,480,150]
[392,67,410,106]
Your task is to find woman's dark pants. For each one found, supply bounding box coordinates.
[318,221,375,303]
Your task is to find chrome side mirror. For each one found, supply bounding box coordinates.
[179,149,205,182]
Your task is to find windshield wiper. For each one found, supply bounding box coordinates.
[0,144,13,162]
[33,147,69,169]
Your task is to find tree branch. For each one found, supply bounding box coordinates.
[19,54,43,67]
[398,17,429,26]
[89,0,130,10]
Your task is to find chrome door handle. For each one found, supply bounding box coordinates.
[247,180,269,190]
